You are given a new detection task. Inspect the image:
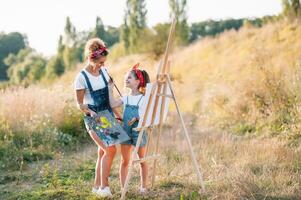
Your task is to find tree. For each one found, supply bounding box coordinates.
[64,17,76,47]
[45,55,65,79]
[46,35,65,78]
[169,0,189,45]
[0,32,27,80]
[92,17,119,47]
[61,17,85,70]
[105,26,120,47]
[282,0,301,19]
[5,48,47,84]
[93,17,106,41]
[122,0,147,53]
[120,14,130,53]
[151,23,170,56]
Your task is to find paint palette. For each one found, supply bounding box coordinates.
[85,110,130,146]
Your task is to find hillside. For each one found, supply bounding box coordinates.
[1,20,301,199]
[59,20,301,139]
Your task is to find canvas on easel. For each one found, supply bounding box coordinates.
[120,19,205,200]
[137,82,170,128]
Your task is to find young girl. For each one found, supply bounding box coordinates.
[109,63,150,193]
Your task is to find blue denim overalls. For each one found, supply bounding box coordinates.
[81,69,113,130]
[121,95,147,146]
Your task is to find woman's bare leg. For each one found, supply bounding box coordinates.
[101,145,116,188]
[88,130,115,188]
[94,147,104,188]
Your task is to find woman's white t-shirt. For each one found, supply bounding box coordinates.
[121,94,145,118]
[74,67,110,105]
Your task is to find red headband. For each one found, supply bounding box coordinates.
[132,63,145,88]
[90,46,108,59]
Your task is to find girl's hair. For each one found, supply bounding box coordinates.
[84,38,109,62]
[130,69,150,95]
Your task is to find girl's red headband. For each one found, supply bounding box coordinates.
[132,63,145,88]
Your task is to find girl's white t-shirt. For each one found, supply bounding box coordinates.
[121,94,145,118]
[74,67,110,105]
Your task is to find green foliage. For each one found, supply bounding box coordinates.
[282,0,301,19]
[5,48,47,84]
[122,0,147,53]
[232,122,256,136]
[0,104,88,171]
[45,55,65,79]
[0,32,27,80]
[92,16,106,44]
[169,0,189,45]
[58,17,86,71]
[190,18,263,42]
[91,17,120,47]
[105,26,120,47]
[120,17,130,53]
[150,23,170,56]
[56,105,87,140]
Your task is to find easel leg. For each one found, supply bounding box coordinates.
[145,128,153,157]
[151,124,162,187]
[121,130,145,200]
[151,80,168,188]
[167,77,206,192]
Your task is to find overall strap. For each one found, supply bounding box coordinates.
[136,95,143,106]
[81,71,93,92]
[126,96,129,104]
[99,69,108,86]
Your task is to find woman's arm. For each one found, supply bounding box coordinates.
[75,89,96,116]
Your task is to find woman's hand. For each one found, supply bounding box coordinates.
[78,103,97,117]
[88,109,97,117]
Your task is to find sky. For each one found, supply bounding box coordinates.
[0,0,283,57]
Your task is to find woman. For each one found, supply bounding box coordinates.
[74,38,118,197]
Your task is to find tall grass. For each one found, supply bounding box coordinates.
[0,84,88,171]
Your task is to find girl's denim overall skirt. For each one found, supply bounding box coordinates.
[121,95,147,147]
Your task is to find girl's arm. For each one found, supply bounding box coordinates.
[112,107,122,121]
[108,82,123,108]
[75,89,96,117]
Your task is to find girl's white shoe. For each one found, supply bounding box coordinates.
[97,186,113,197]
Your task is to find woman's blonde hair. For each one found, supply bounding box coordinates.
[84,38,108,61]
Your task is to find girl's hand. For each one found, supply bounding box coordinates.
[116,117,123,123]
[128,117,138,126]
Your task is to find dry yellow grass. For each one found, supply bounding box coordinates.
[1,20,301,199]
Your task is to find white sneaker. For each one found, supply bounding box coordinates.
[97,186,113,197]
[92,187,99,194]
[139,187,147,194]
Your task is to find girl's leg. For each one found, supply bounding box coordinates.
[138,147,148,188]
[101,145,116,188]
[119,144,132,188]
[88,130,106,189]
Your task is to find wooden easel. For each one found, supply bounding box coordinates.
[120,19,205,200]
